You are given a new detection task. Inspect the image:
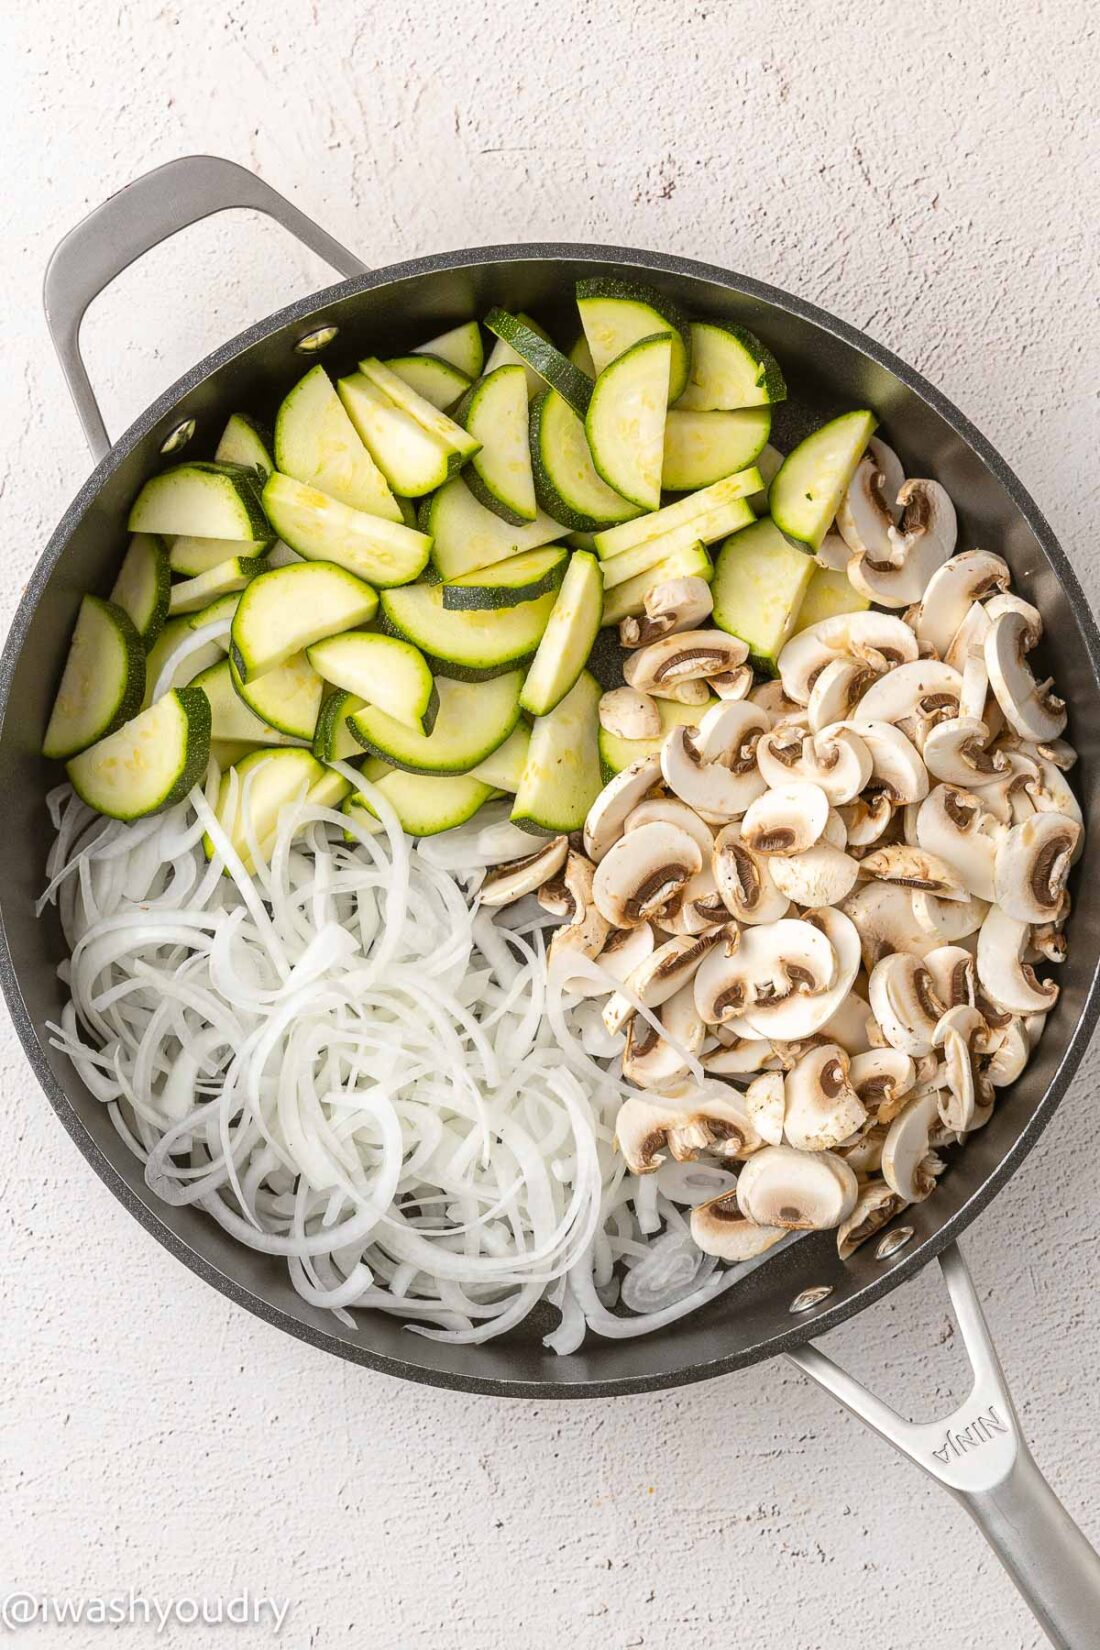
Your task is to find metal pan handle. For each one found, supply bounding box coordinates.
[42,154,369,461]
[788,1241,1100,1648]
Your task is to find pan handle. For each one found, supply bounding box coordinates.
[43,155,369,461]
[788,1241,1100,1649]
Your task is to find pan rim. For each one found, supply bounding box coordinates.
[3,240,1099,1397]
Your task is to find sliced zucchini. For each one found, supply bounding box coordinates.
[310,767,355,812]
[566,530,597,550]
[349,671,523,775]
[483,309,592,417]
[485,311,553,399]
[168,534,271,577]
[770,410,878,552]
[262,472,430,587]
[207,747,325,870]
[384,354,471,410]
[442,545,569,611]
[712,518,817,674]
[423,476,567,581]
[265,540,302,569]
[511,670,602,835]
[313,689,367,762]
[455,365,537,524]
[357,358,480,461]
[43,596,145,761]
[529,389,641,533]
[661,407,772,492]
[600,500,754,589]
[110,534,171,647]
[128,462,268,540]
[188,592,240,634]
[306,632,438,734]
[469,722,531,791]
[68,687,211,820]
[576,278,691,401]
[230,562,379,682]
[231,650,325,740]
[519,551,603,717]
[346,769,493,837]
[215,413,273,475]
[192,659,302,746]
[274,364,401,522]
[381,581,555,680]
[142,616,219,707]
[598,694,717,779]
[338,371,461,495]
[593,466,763,560]
[748,442,785,512]
[412,321,484,379]
[211,739,261,770]
[168,555,265,616]
[600,541,715,627]
[793,565,870,633]
[676,321,787,411]
[585,334,671,510]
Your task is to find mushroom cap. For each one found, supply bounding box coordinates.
[750,679,806,726]
[836,450,897,558]
[768,840,861,908]
[690,1196,787,1261]
[912,889,990,944]
[837,1181,908,1259]
[836,718,929,805]
[976,904,1059,1014]
[808,657,880,732]
[868,952,944,1056]
[745,1071,786,1145]
[818,990,878,1056]
[547,852,615,987]
[848,515,951,609]
[853,659,963,730]
[591,820,703,928]
[479,834,569,906]
[695,698,770,766]
[693,916,838,1028]
[583,751,663,862]
[712,825,791,926]
[993,811,1080,924]
[840,882,938,971]
[739,906,862,1042]
[857,844,967,900]
[888,477,958,562]
[619,575,715,648]
[915,783,1002,902]
[756,726,873,804]
[709,664,755,701]
[624,629,749,692]
[838,791,895,847]
[915,550,1011,658]
[848,1048,916,1122]
[740,782,831,855]
[881,1087,942,1202]
[921,943,977,1012]
[660,722,766,821]
[736,1144,858,1230]
[922,715,1006,787]
[985,609,1067,742]
[986,1017,1030,1087]
[625,796,715,858]
[777,612,919,704]
[783,1043,867,1152]
[598,686,662,742]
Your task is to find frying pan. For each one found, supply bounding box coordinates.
[4,155,1099,1644]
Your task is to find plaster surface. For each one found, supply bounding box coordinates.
[1,3,1098,1646]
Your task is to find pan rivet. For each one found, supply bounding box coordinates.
[789,1284,833,1314]
[875,1225,915,1260]
[159,418,196,455]
[295,324,339,354]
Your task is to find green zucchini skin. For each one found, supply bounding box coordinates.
[66,686,212,821]
[43,595,148,761]
[312,689,368,763]
[348,671,524,776]
[519,551,603,718]
[575,277,693,402]
[345,769,494,838]
[412,321,484,379]
[110,534,172,649]
[528,389,641,533]
[380,581,555,682]
[420,476,567,582]
[384,354,472,411]
[711,517,817,675]
[584,333,672,511]
[483,309,593,418]
[510,669,603,835]
[441,546,569,611]
[453,364,538,526]
[676,321,787,411]
[128,462,269,541]
[215,413,274,476]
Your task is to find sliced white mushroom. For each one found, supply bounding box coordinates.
[598,686,662,741]
[838,791,896,847]
[736,1144,858,1230]
[619,575,715,648]
[985,609,1067,742]
[739,906,861,1042]
[603,930,726,1032]
[881,1087,942,1202]
[744,1070,786,1145]
[922,713,1006,787]
[840,882,937,971]
[836,450,897,558]
[749,679,806,727]
[857,844,967,901]
[993,811,1080,924]
[591,820,703,929]
[479,835,569,906]
[709,663,755,701]
[915,550,1010,658]
[837,1181,909,1259]
[778,612,919,704]
[915,784,1003,901]
[921,943,976,1011]
[690,1196,787,1261]
[868,952,944,1056]
[624,629,749,693]
[1025,758,1084,852]
[986,1017,1030,1087]
[756,725,872,805]
[838,718,929,806]
[933,1004,987,1132]
[986,590,1043,639]
[660,863,732,935]
[848,1048,916,1123]
[888,478,958,562]
[660,723,765,821]
[712,825,791,926]
[853,659,963,734]
[815,529,853,572]
[818,990,878,1056]
[622,981,705,1089]
[740,783,831,856]
[695,698,771,766]
[943,598,994,672]
[976,904,1060,1015]
[547,853,613,984]
[783,1043,867,1152]
[582,752,663,863]
[693,917,837,1026]
[624,796,714,858]
[768,840,860,907]
[912,889,989,944]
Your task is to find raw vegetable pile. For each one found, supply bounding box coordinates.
[39,281,1082,1343]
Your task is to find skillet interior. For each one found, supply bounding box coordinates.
[2,246,1097,1396]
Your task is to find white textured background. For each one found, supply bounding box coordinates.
[2,3,1098,1647]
